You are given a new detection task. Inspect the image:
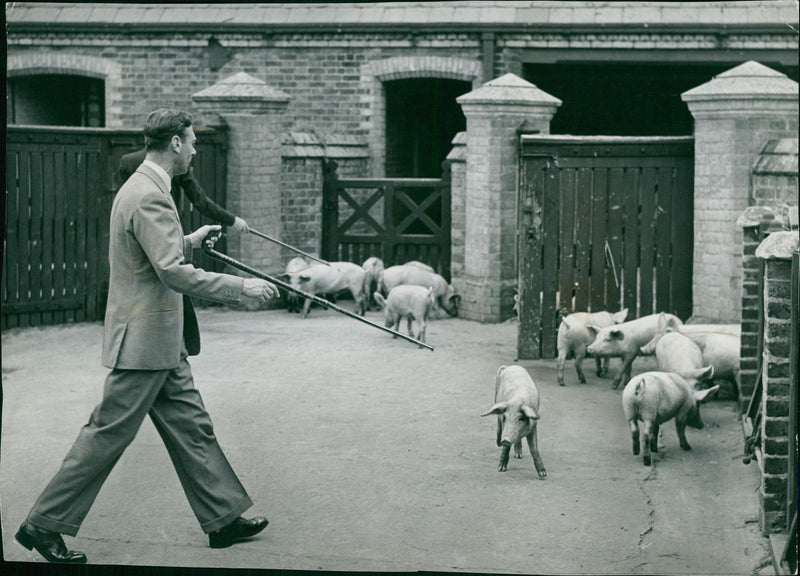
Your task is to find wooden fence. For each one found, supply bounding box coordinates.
[517,135,695,359]
[3,125,227,329]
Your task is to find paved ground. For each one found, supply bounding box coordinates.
[1,306,771,574]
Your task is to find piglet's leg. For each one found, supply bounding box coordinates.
[676,419,692,451]
[514,440,523,459]
[527,429,547,478]
[629,420,640,456]
[498,444,511,472]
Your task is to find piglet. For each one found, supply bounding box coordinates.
[586,312,683,389]
[287,261,367,318]
[557,308,628,386]
[373,285,435,345]
[622,371,718,466]
[481,365,547,477]
[362,256,385,310]
[641,329,714,390]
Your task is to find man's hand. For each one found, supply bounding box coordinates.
[231,217,249,234]
[242,278,279,304]
[188,224,222,249]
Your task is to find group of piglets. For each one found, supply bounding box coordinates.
[556,308,740,466]
[281,256,460,346]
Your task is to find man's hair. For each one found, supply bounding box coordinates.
[143,109,193,152]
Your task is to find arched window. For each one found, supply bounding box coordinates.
[8,74,105,127]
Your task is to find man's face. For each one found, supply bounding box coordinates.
[173,127,197,175]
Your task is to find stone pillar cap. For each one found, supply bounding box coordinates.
[192,72,291,103]
[682,61,798,102]
[755,230,800,260]
[457,73,562,107]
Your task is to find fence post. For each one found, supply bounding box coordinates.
[455,73,561,322]
[754,231,799,535]
[681,61,798,323]
[192,72,291,274]
[321,159,340,263]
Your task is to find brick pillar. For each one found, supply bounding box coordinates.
[192,72,291,273]
[455,74,561,322]
[755,231,799,534]
[446,131,467,282]
[681,61,798,323]
[737,209,786,405]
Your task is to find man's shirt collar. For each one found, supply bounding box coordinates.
[142,159,172,192]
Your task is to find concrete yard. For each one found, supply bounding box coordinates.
[1,307,770,574]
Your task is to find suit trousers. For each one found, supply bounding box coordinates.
[26,346,252,536]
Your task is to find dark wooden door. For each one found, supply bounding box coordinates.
[517,136,694,359]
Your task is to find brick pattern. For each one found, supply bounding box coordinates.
[691,114,798,323]
[739,224,764,402]
[759,258,793,533]
[457,96,556,322]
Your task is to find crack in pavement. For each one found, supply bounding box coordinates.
[636,459,659,552]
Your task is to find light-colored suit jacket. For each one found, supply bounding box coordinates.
[103,163,243,370]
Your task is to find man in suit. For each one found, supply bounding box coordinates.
[118,146,249,233]
[16,109,278,564]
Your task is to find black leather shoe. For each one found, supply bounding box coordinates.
[15,521,87,564]
[209,516,268,549]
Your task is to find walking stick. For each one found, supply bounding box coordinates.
[249,228,330,266]
[202,232,434,351]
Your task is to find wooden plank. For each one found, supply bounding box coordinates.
[541,160,560,357]
[671,157,694,320]
[518,156,546,359]
[64,149,81,322]
[52,151,67,324]
[590,166,609,312]
[28,148,44,327]
[606,168,625,313]
[655,163,675,315]
[623,167,640,317]
[41,151,56,325]
[3,150,21,329]
[574,167,593,311]
[558,168,576,314]
[638,165,657,316]
[81,149,95,320]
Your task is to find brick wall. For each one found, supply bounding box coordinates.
[447,132,467,281]
[758,253,795,533]
[683,62,798,323]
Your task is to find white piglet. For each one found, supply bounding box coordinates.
[481,366,547,478]
[586,313,683,389]
[362,256,385,310]
[557,308,628,386]
[641,329,715,390]
[641,314,740,395]
[381,265,460,317]
[287,261,367,318]
[622,371,718,466]
[373,285,435,345]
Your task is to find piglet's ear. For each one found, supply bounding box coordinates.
[521,405,539,420]
[481,402,508,417]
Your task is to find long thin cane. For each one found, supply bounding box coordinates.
[202,233,434,351]
[249,228,330,266]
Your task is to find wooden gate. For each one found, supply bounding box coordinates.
[517,135,694,359]
[3,125,228,329]
[322,160,452,278]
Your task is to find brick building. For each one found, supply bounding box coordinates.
[7,2,798,177]
[5,1,799,324]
